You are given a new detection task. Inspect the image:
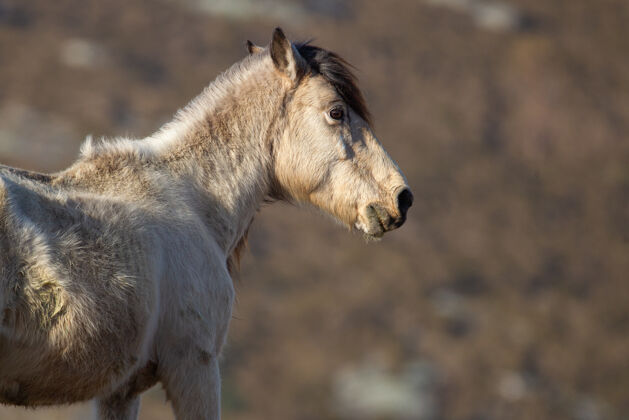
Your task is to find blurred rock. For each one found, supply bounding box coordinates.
[177,0,352,21]
[333,356,440,419]
[60,38,107,69]
[497,371,527,401]
[425,0,523,31]
[179,0,307,21]
[470,1,520,31]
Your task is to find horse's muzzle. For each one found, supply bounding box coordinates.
[363,187,413,236]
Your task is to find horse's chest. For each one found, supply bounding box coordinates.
[0,371,105,406]
[0,351,131,406]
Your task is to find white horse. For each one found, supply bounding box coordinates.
[0,28,413,419]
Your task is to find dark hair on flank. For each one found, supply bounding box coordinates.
[296,42,372,126]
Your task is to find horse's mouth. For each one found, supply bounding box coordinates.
[355,204,390,240]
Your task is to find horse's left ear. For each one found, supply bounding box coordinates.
[246,40,264,55]
[270,27,306,82]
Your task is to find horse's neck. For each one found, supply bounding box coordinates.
[155,70,282,256]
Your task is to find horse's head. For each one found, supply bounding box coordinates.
[263,28,413,239]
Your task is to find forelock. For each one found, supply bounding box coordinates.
[295,42,372,126]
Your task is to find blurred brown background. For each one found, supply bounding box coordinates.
[0,0,628,419]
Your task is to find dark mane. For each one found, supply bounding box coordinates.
[296,43,372,126]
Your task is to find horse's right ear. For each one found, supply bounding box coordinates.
[246,40,264,55]
[270,27,306,82]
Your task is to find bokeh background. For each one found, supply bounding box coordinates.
[1,0,628,419]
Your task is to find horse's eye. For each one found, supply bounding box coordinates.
[329,107,344,121]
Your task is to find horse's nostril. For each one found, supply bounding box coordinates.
[397,188,414,218]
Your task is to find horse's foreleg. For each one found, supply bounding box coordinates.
[92,360,158,420]
[161,355,221,420]
[93,394,141,420]
[157,246,233,419]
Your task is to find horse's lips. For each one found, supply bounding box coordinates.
[356,206,386,239]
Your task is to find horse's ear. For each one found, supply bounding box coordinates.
[246,40,263,55]
[270,27,306,82]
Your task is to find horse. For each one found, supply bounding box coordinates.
[0,28,413,419]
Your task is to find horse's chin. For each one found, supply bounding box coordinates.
[354,218,385,241]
